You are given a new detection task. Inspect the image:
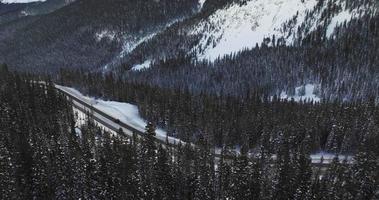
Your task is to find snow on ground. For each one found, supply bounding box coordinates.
[131,60,152,71]
[56,85,183,145]
[101,31,158,70]
[215,147,353,164]
[102,18,183,70]
[20,10,29,16]
[311,152,354,164]
[72,106,88,138]
[326,10,352,37]
[119,33,156,58]
[326,0,379,38]
[100,32,158,71]
[119,18,184,59]
[198,0,206,10]
[190,0,318,61]
[190,0,375,61]
[95,30,116,41]
[280,84,321,103]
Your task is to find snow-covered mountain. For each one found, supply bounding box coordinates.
[190,0,318,60]
[118,0,377,69]
[189,0,377,60]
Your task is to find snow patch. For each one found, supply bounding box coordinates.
[310,152,354,164]
[102,18,184,70]
[198,0,206,10]
[119,34,156,58]
[95,30,116,41]
[131,60,152,71]
[280,84,321,103]
[326,10,351,37]
[20,10,29,16]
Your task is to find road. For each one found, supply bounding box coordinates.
[55,85,184,148]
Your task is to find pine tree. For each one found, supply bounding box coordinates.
[118,136,141,199]
[217,148,232,199]
[229,143,253,200]
[293,134,313,200]
[193,137,215,200]
[273,130,296,200]
[139,122,158,199]
[154,145,175,200]
[0,140,17,199]
[351,119,378,200]
[30,131,54,200]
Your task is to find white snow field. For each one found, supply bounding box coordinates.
[56,85,183,145]
[190,0,319,61]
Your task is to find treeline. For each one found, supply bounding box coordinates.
[59,67,379,155]
[1,66,377,199]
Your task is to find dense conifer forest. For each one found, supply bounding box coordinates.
[1,65,378,199]
[0,0,378,199]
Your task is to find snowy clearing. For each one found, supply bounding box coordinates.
[280,84,321,103]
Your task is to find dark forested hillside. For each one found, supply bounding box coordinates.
[0,0,199,72]
[0,0,73,25]
[1,65,378,199]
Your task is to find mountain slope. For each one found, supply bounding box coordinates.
[1,0,377,73]
[0,0,199,72]
[120,0,377,69]
[0,0,73,25]
[191,0,378,60]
